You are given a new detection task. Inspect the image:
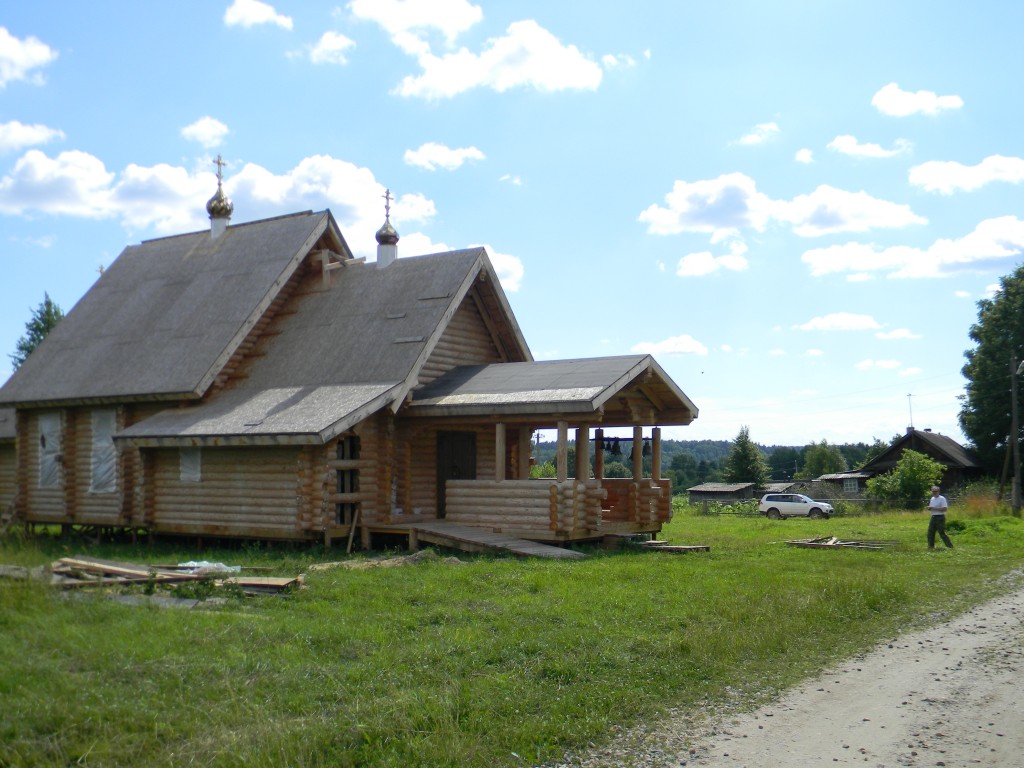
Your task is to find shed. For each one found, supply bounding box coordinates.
[687,482,756,504]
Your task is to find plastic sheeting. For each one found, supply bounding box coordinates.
[90,409,117,493]
[179,447,201,483]
[38,412,61,489]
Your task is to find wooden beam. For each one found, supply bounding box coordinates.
[556,421,568,483]
[575,427,589,480]
[633,425,643,481]
[495,422,506,482]
[594,428,604,480]
[652,427,662,482]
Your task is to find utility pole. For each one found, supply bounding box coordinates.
[1013,355,1023,515]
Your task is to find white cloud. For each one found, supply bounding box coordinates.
[224,0,293,29]
[0,27,58,88]
[0,120,64,153]
[795,148,813,164]
[601,53,636,69]
[499,173,522,186]
[805,349,824,356]
[348,0,483,52]
[180,117,229,149]
[675,242,749,277]
[871,82,963,117]
[309,31,356,64]
[476,244,524,292]
[0,149,115,218]
[909,155,1024,194]
[768,348,785,356]
[801,216,1024,279]
[828,134,911,158]
[404,142,485,171]
[0,150,448,256]
[954,290,970,298]
[394,20,603,99]
[640,174,926,241]
[876,328,921,340]
[794,313,882,332]
[631,334,709,356]
[899,367,922,377]
[737,122,780,145]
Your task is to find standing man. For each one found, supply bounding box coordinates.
[927,485,953,549]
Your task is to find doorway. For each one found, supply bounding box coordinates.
[436,431,476,518]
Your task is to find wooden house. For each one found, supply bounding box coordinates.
[686,482,756,504]
[0,191,698,547]
[857,428,982,491]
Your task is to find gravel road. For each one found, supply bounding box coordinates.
[548,573,1024,768]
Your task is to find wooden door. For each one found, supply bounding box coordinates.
[436,431,476,519]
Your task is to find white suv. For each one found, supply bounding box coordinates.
[758,493,832,520]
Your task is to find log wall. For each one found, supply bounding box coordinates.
[22,411,66,522]
[149,445,306,538]
[445,478,605,534]
[396,423,496,520]
[418,293,504,387]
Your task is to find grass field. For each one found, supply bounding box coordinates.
[2,505,1023,767]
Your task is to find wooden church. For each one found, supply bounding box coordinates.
[0,167,698,548]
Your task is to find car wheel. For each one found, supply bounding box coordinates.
[809,508,824,519]
[766,508,782,520]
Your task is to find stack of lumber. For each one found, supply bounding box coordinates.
[48,555,300,594]
[785,536,899,550]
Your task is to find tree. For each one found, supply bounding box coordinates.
[959,265,1024,475]
[796,440,848,480]
[767,446,801,480]
[10,293,64,370]
[859,437,894,468]
[723,426,769,488]
[866,449,945,507]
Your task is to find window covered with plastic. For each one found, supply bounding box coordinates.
[38,412,62,489]
[90,409,117,493]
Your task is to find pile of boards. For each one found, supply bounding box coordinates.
[786,536,899,550]
[48,555,301,594]
[638,540,711,554]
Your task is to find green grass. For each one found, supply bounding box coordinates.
[2,507,1023,767]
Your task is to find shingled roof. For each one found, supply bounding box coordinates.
[116,247,532,445]
[408,355,698,426]
[0,211,346,406]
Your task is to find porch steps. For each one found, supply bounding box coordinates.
[408,522,587,560]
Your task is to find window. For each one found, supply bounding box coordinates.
[38,412,62,489]
[336,436,360,525]
[180,447,202,483]
[90,409,117,493]
[843,478,859,494]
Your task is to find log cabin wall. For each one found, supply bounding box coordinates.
[21,410,67,522]
[149,445,306,539]
[69,408,121,526]
[396,421,496,519]
[418,292,504,387]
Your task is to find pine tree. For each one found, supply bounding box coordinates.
[10,293,64,370]
[723,425,769,488]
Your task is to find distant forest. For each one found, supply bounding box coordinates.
[532,438,885,492]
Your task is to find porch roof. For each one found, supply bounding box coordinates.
[115,382,401,447]
[406,355,698,426]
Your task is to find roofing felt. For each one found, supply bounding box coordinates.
[408,355,698,422]
[0,211,333,405]
[116,383,399,444]
[116,247,527,441]
[687,483,754,492]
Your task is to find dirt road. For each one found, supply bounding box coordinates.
[550,574,1024,768]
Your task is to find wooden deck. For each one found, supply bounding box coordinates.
[391,522,587,560]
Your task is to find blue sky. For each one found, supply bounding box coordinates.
[2,1,1023,447]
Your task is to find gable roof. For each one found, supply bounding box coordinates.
[406,355,697,426]
[117,247,531,446]
[0,211,344,407]
[863,428,981,474]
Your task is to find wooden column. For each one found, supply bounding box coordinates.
[556,421,568,483]
[517,428,532,479]
[575,427,588,480]
[594,428,604,480]
[632,425,643,480]
[652,427,662,482]
[495,423,506,482]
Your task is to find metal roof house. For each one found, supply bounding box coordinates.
[0,183,698,547]
[858,428,982,490]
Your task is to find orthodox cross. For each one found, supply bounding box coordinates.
[213,154,226,185]
[383,188,392,219]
